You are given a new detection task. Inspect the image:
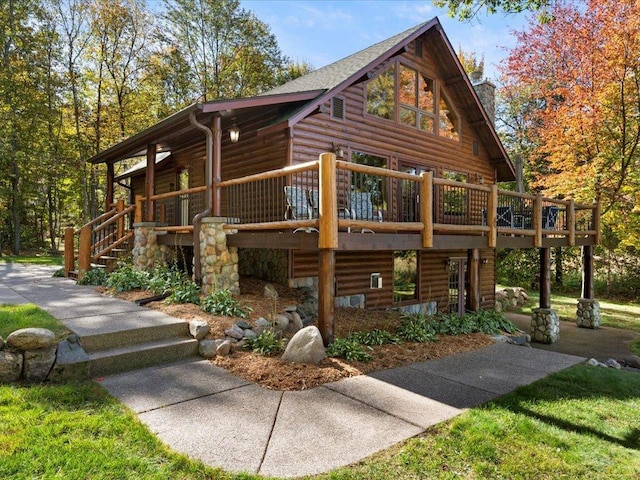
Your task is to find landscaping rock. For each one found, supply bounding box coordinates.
[23,345,57,382]
[273,314,289,332]
[253,317,271,335]
[605,358,622,369]
[286,311,304,334]
[0,351,23,382]
[623,355,640,369]
[586,358,606,368]
[283,305,297,313]
[199,339,222,358]
[189,320,210,340]
[236,320,252,330]
[48,338,90,382]
[216,339,232,356]
[6,328,56,351]
[264,283,279,300]
[243,329,257,340]
[281,326,325,365]
[224,324,244,340]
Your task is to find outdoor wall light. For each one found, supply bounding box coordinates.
[481,257,489,265]
[229,121,240,143]
[332,142,345,159]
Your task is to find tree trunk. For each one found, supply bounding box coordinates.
[11,155,20,255]
[554,246,563,286]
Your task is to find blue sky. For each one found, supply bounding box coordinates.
[241,0,532,82]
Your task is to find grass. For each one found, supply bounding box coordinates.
[1,366,639,479]
[0,254,62,266]
[0,304,70,339]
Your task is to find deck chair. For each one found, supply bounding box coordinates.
[349,191,382,233]
[284,186,318,233]
[496,206,514,228]
[542,205,559,229]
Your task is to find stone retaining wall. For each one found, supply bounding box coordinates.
[239,249,288,284]
[495,287,529,312]
[0,328,57,383]
[199,218,240,295]
[576,298,600,329]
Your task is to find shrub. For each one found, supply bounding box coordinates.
[105,262,149,292]
[201,289,253,318]
[147,265,184,295]
[245,330,284,355]
[77,268,109,286]
[350,329,401,346]
[166,281,201,305]
[396,314,438,343]
[326,338,373,362]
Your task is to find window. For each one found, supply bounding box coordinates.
[366,64,395,120]
[439,93,460,141]
[394,250,418,303]
[365,61,458,140]
[350,151,388,213]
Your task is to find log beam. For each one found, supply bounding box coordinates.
[105,163,114,211]
[539,247,551,308]
[466,248,481,311]
[318,249,335,346]
[145,144,156,221]
[581,245,594,299]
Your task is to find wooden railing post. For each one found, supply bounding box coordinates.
[420,171,433,248]
[64,227,75,276]
[116,198,125,240]
[78,225,92,280]
[534,193,543,247]
[318,152,338,249]
[487,184,497,248]
[134,195,143,224]
[567,199,575,246]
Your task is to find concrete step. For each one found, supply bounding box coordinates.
[80,319,189,353]
[89,337,199,377]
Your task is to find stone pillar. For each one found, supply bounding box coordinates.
[132,222,170,271]
[531,308,560,344]
[576,298,600,329]
[199,217,239,295]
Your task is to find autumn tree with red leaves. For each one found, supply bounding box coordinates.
[502,0,640,249]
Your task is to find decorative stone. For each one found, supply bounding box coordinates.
[286,312,304,334]
[6,328,56,350]
[253,317,271,335]
[281,326,326,365]
[198,340,218,358]
[576,298,601,329]
[216,339,232,356]
[283,305,297,313]
[530,308,559,344]
[264,284,279,300]
[623,355,640,369]
[605,358,622,369]
[273,314,289,332]
[48,337,90,381]
[243,329,257,339]
[23,345,57,382]
[236,320,252,330]
[224,325,244,340]
[0,351,23,382]
[189,320,210,340]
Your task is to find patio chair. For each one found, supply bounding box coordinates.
[349,191,383,233]
[542,205,559,229]
[284,186,318,233]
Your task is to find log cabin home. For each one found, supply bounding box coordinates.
[64,18,600,344]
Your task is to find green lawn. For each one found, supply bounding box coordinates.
[0,254,62,266]
[0,304,70,339]
[1,366,639,479]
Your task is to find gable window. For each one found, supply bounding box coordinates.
[366,60,459,141]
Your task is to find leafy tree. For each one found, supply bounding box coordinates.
[434,0,554,20]
[503,0,640,249]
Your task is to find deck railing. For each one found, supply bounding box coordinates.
[135,186,207,233]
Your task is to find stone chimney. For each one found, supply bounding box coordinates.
[472,78,496,126]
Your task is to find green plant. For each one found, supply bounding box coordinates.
[201,289,253,318]
[77,268,108,286]
[245,330,284,355]
[326,337,374,362]
[166,281,201,305]
[147,265,184,295]
[52,268,65,278]
[350,329,401,346]
[396,314,438,343]
[105,262,149,292]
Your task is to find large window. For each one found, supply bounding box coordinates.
[366,61,459,141]
[394,250,418,303]
[351,152,387,211]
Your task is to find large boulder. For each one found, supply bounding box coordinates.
[0,351,23,382]
[6,328,56,350]
[189,320,210,340]
[281,326,325,365]
[23,345,57,382]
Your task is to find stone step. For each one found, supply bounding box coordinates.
[80,318,189,353]
[89,337,199,377]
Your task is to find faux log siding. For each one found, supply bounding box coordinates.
[419,250,458,311]
[480,248,496,309]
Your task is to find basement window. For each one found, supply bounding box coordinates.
[394,250,417,303]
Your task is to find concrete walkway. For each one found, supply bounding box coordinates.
[1,264,587,478]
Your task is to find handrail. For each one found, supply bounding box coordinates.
[144,185,208,202]
[337,160,421,182]
[92,231,134,262]
[93,205,135,234]
[218,160,320,188]
[434,177,491,193]
[75,208,117,234]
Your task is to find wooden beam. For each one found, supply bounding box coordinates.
[421,171,433,248]
[116,198,125,240]
[145,144,156,222]
[318,249,335,346]
[539,247,551,308]
[319,152,338,249]
[567,199,575,246]
[488,184,497,248]
[134,195,143,224]
[467,248,481,311]
[105,163,114,211]
[64,227,75,276]
[534,194,543,247]
[582,245,594,299]
[78,225,92,280]
[212,115,221,216]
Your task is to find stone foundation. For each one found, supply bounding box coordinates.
[335,294,365,308]
[396,301,438,316]
[132,222,171,271]
[239,248,288,284]
[576,298,600,329]
[199,218,239,295]
[531,308,559,344]
[287,276,319,290]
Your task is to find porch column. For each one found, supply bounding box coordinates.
[144,144,156,221]
[212,115,221,216]
[577,245,600,328]
[105,162,114,211]
[466,248,481,311]
[318,250,335,346]
[531,247,559,343]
